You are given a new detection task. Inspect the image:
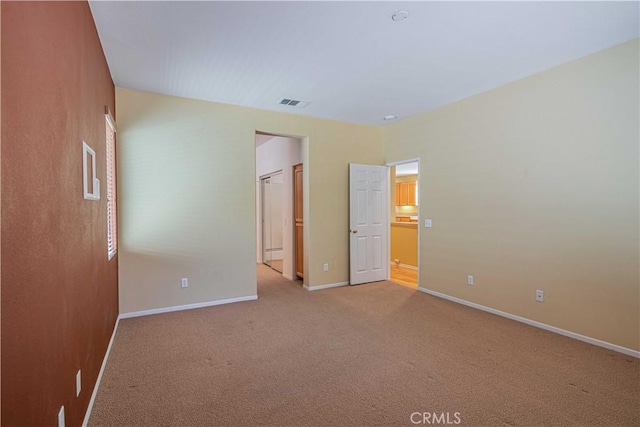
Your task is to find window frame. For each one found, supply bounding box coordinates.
[106,111,117,260]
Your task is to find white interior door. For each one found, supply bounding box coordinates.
[349,163,389,285]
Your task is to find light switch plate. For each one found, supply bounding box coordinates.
[424,219,432,228]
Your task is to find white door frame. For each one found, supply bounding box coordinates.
[385,158,421,284]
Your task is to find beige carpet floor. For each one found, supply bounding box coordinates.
[89,265,639,426]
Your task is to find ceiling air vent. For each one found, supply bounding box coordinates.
[279,99,310,109]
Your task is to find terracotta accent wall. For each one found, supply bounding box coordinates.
[1,2,118,426]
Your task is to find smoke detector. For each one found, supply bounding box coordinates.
[391,10,409,22]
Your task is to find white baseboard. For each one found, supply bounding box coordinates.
[119,295,258,319]
[390,262,418,271]
[282,273,294,281]
[304,281,349,291]
[418,287,640,359]
[82,315,120,427]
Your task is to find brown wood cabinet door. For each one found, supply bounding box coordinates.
[294,164,304,278]
[396,181,417,206]
[398,182,409,205]
[407,181,417,206]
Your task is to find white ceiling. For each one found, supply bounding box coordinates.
[89,1,639,126]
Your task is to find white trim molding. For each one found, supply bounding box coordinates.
[418,287,640,359]
[82,315,120,427]
[119,295,258,319]
[304,281,349,291]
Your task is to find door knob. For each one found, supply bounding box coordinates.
[351,229,358,234]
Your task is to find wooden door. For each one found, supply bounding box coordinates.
[294,163,304,278]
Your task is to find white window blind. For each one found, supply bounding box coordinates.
[106,112,117,260]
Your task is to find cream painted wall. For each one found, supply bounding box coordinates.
[384,40,640,351]
[116,88,383,314]
[256,136,302,280]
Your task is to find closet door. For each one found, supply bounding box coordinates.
[262,172,283,273]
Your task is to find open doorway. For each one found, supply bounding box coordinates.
[255,132,303,282]
[388,160,420,289]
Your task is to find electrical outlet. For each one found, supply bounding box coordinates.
[58,406,65,427]
[536,290,544,302]
[181,278,189,288]
[323,263,329,272]
[76,370,81,396]
[467,275,474,286]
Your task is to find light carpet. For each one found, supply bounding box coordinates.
[89,265,639,426]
